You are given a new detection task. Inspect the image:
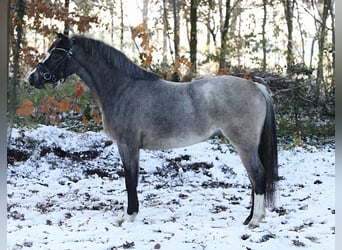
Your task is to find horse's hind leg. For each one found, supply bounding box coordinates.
[117,143,140,220]
[238,148,266,228]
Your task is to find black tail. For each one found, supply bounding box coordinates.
[258,94,278,207]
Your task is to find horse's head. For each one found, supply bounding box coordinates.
[28,32,75,88]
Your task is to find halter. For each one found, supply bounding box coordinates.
[37,47,73,84]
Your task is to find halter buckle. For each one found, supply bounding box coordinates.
[43,72,52,81]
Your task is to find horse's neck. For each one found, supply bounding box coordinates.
[75,64,101,96]
[74,55,127,107]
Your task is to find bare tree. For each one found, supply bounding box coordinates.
[162,0,169,65]
[262,0,267,71]
[328,0,335,112]
[173,0,180,60]
[143,0,149,24]
[120,0,124,50]
[218,0,241,72]
[8,0,25,143]
[190,0,198,74]
[205,0,219,56]
[172,0,180,80]
[316,0,331,85]
[218,0,231,71]
[304,0,333,102]
[330,0,335,74]
[282,0,295,72]
[63,0,70,36]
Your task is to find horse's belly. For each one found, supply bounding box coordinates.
[141,129,219,150]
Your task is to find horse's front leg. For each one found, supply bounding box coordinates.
[118,143,140,219]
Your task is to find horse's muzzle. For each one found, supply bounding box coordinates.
[28,69,45,89]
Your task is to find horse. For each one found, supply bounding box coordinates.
[28,33,278,228]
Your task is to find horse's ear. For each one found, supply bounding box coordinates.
[55,32,68,40]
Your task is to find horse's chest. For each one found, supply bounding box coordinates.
[101,112,119,141]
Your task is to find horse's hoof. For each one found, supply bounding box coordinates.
[247,218,266,229]
[243,213,253,225]
[248,221,259,229]
[125,212,138,222]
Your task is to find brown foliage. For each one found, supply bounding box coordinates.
[16,99,34,116]
[131,23,149,48]
[74,82,84,98]
[16,82,101,127]
[10,0,98,75]
[131,22,154,68]
[59,99,70,113]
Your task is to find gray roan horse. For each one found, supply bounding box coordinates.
[29,33,278,228]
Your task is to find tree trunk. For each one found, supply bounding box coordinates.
[218,0,231,71]
[143,0,149,24]
[207,0,218,56]
[173,0,179,59]
[120,0,124,50]
[316,0,331,85]
[282,0,295,73]
[206,0,212,53]
[162,0,169,65]
[142,0,150,50]
[172,0,180,80]
[262,0,267,71]
[295,1,305,63]
[190,0,198,75]
[316,0,331,105]
[330,0,335,77]
[108,1,115,45]
[63,0,70,36]
[8,0,25,143]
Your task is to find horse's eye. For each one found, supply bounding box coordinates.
[51,54,61,60]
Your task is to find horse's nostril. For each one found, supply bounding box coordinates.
[28,73,38,86]
[29,74,37,85]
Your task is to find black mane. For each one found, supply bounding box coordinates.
[72,35,160,81]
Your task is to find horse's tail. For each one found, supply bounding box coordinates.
[257,84,278,207]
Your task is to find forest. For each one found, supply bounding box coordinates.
[6,2,335,248]
[8,0,335,145]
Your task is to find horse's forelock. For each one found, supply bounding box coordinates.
[48,35,73,53]
[48,39,59,52]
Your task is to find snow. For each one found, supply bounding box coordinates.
[7,125,335,249]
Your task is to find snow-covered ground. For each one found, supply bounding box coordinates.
[7,126,335,250]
